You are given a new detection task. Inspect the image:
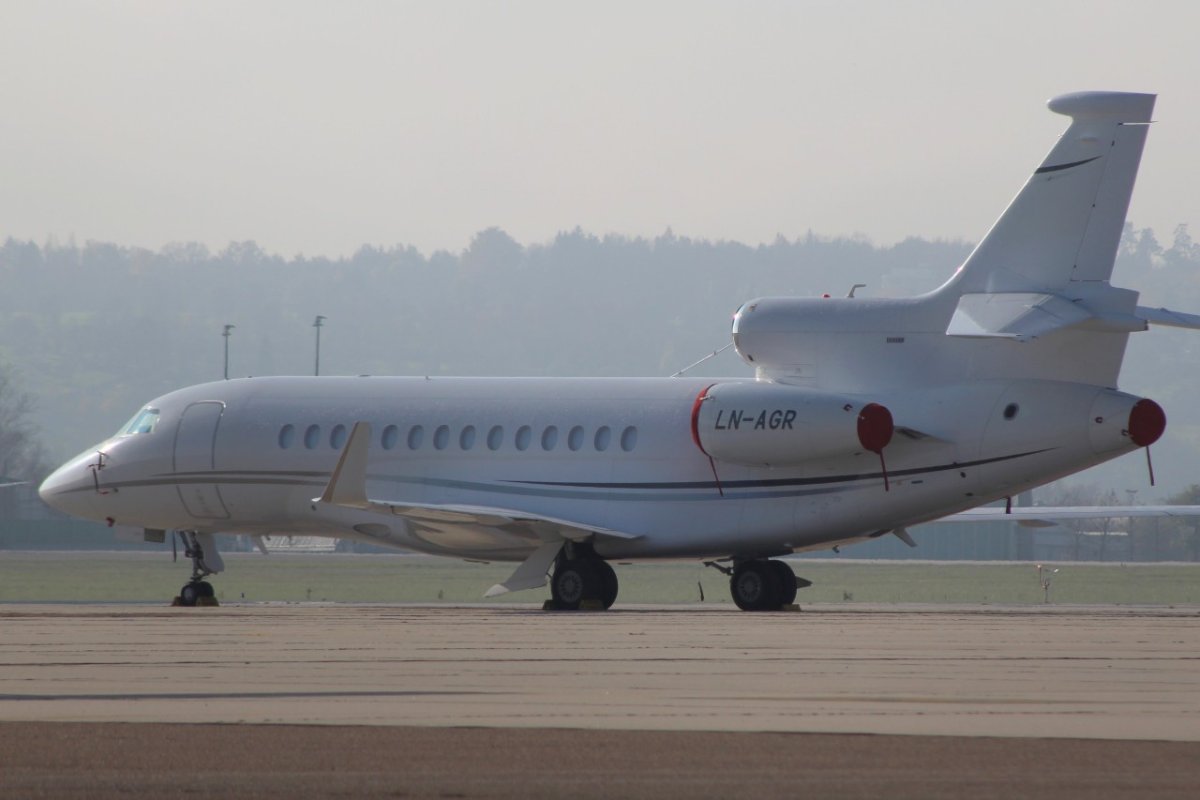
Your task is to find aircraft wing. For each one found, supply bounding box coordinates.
[314,422,640,596]
[937,505,1200,526]
[349,498,638,542]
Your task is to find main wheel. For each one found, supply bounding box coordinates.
[730,561,782,611]
[596,560,618,609]
[551,559,600,610]
[179,582,202,607]
[769,560,798,606]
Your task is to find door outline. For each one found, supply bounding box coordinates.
[173,401,231,520]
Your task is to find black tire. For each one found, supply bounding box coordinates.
[179,583,201,607]
[551,559,599,610]
[596,560,618,609]
[730,561,782,611]
[769,560,798,606]
[197,581,216,598]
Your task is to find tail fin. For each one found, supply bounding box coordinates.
[950,91,1155,295]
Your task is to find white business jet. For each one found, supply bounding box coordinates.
[38,91,1200,610]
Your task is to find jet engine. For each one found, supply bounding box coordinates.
[691,382,893,468]
[1088,391,1165,454]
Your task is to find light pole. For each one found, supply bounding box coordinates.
[313,315,326,376]
[222,324,235,380]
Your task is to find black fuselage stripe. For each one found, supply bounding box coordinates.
[505,448,1051,490]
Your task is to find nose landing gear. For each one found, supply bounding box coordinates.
[173,531,221,607]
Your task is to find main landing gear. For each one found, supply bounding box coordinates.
[174,531,219,607]
[709,559,806,611]
[549,542,618,610]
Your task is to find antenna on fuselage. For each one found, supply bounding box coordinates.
[671,342,733,378]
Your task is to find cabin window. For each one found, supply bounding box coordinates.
[407,425,425,450]
[487,425,503,450]
[620,426,638,452]
[515,425,532,451]
[594,426,611,451]
[330,424,347,449]
[568,426,584,451]
[278,424,295,449]
[119,408,161,436]
[304,424,321,449]
[460,425,477,450]
[434,425,450,450]
[541,425,559,451]
[382,425,399,450]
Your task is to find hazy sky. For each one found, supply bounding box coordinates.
[3,1,1199,257]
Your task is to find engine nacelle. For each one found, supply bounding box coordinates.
[691,382,893,468]
[1088,391,1166,454]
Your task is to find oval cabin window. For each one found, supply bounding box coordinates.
[382,425,399,450]
[515,425,532,451]
[594,426,611,451]
[407,425,425,450]
[620,426,638,452]
[487,426,503,451]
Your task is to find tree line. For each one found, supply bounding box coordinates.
[1,223,1199,501]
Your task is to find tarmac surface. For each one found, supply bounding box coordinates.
[1,603,1198,798]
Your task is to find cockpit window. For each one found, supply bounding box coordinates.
[119,408,161,436]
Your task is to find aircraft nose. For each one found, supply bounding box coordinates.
[38,459,99,521]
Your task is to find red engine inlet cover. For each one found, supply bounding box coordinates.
[857,403,894,454]
[1127,398,1166,447]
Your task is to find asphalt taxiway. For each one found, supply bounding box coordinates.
[1,603,1198,798]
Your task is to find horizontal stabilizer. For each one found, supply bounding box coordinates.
[1136,306,1200,331]
[946,293,1145,341]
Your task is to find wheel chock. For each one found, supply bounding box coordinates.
[579,599,606,611]
[198,596,220,607]
[782,603,802,612]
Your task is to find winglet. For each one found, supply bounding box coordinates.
[318,421,372,508]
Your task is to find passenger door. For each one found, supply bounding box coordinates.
[173,401,231,520]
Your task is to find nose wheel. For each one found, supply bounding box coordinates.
[178,580,215,607]
[174,531,221,607]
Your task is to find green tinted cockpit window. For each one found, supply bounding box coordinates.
[119,408,160,436]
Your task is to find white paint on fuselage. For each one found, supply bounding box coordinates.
[37,93,1168,569]
[40,374,1144,563]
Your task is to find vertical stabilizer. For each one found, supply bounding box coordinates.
[950,91,1155,294]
